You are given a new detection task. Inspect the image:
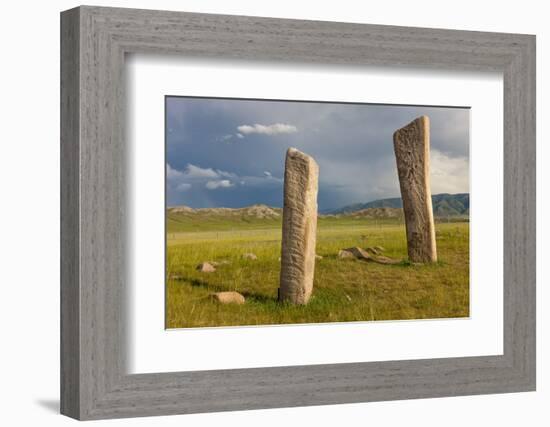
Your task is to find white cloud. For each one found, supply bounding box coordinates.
[239,173,283,188]
[237,123,298,136]
[216,169,236,178]
[184,163,220,178]
[236,133,244,139]
[430,150,469,194]
[168,163,236,180]
[166,164,184,180]
[167,164,236,194]
[167,164,193,194]
[168,163,280,193]
[205,179,234,190]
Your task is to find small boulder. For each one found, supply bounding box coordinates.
[243,253,258,260]
[339,247,400,264]
[196,262,216,273]
[315,254,323,260]
[210,291,245,304]
[343,247,372,261]
[338,249,355,259]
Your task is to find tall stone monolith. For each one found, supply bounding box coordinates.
[278,148,319,304]
[393,116,437,263]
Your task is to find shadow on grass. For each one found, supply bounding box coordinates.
[182,276,276,304]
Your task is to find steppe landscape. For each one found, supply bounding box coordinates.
[165,97,470,328]
[166,194,469,328]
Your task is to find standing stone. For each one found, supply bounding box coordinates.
[279,148,319,304]
[393,116,437,263]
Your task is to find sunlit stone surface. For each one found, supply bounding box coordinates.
[393,116,437,263]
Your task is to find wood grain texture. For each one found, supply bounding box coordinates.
[60,5,536,420]
[60,7,80,419]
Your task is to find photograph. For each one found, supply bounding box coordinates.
[165,96,470,328]
[51,3,537,421]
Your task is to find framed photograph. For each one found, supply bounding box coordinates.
[61,6,536,420]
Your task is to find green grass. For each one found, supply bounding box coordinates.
[166,218,469,328]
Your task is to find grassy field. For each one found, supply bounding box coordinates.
[166,215,469,329]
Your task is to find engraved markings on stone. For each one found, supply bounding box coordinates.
[279,148,319,305]
[393,116,437,263]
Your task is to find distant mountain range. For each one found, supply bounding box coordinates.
[167,193,469,222]
[324,193,469,217]
[168,204,281,219]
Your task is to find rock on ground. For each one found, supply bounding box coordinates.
[242,253,258,260]
[338,249,355,259]
[342,247,372,260]
[210,291,245,304]
[339,247,401,265]
[196,262,216,273]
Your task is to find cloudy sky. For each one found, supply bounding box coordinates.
[166,96,469,211]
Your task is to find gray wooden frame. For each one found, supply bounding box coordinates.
[60,5,536,420]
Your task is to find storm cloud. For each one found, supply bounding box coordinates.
[166,96,469,210]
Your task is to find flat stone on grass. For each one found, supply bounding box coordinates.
[210,291,246,304]
[196,262,216,273]
[342,247,372,261]
[338,249,355,259]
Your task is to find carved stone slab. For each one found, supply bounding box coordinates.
[279,148,319,304]
[393,116,437,263]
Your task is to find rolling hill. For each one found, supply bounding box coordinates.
[325,193,469,217]
[166,204,283,232]
[167,193,469,233]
